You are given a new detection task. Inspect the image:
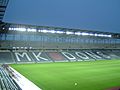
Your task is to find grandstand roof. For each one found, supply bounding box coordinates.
[0,0,120,39]
[0,22,120,39]
[0,0,9,22]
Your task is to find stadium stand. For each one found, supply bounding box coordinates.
[1,0,120,89]
[0,49,120,64]
[111,50,120,58]
[12,50,34,63]
[0,50,15,64]
[29,51,52,62]
[46,52,68,62]
[102,50,120,59]
[0,66,21,90]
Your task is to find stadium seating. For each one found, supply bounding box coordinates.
[0,67,21,90]
[0,49,120,64]
[12,50,34,63]
[0,51,15,64]
[46,52,68,62]
[29,51,52,62]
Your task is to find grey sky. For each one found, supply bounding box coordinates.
[3,0,120,33]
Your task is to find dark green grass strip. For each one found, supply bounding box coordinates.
[11,60,120,90]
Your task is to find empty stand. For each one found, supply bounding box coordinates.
[29,51,52,62]
[46,52,68,62]
[0,49,120,64]
[12,51,34,63]
[112,50,120,58]
[0,67,21,90]
[0,51,15,64]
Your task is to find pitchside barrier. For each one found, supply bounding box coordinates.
[1,64,41,90]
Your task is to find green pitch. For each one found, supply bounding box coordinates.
[11,60,120,90]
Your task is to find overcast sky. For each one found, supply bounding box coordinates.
[3,0,120,33]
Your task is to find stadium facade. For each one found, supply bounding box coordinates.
[1,23,120,50]
[0,0,120,64]
[0,0,120,90]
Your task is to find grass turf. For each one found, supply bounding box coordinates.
[11,60,120,90]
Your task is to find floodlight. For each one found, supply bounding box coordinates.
[41,30,48,33]
[56,31,64,34]
[75,32,81,35]
[97,34,102,37]
[13,47,16,49]
[66,31,74,35]
[24,47,28,49]
[9,28,12,30]
[104,35,108,37]
[108,35,112,37]
[81,32,89,36]
[89,33,94,36]
[16,47,19,49]
[100,34,104,37]
[94,34,98,36]
[27,28,36,32]
[49,30,56,33]
[29,47,32,49]
[15,28,26,31]
[21,47,23,49]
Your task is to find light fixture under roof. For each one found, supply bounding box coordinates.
[56,31,64,34]
[27,28,36,32]
[81,32,89,36]
[15,28,26,31]
[8,27,112,38]
[75,32,81,35]
[66,31,74,35]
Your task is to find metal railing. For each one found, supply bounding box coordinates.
[0,67,21,90]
